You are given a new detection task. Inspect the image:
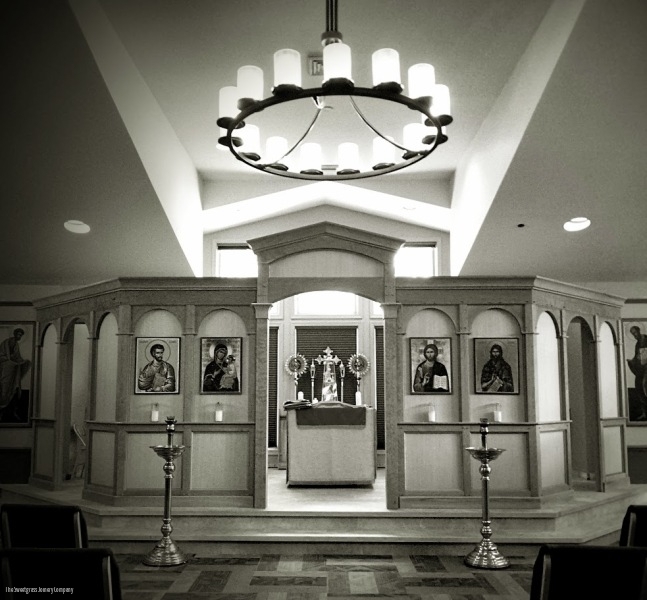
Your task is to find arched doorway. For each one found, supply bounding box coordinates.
[266,290,387,510]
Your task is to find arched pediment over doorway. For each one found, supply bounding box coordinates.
[248,222,405,304]
[248,222,404,267]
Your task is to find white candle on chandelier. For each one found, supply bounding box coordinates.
[274,49,302,88]
[323,42,352,82]
[408,63,435,99]
[238,123,260,154]
[337,142,360,172]
[299,143,322,172]
[237,65,263,102]
[266,136,288,164]
[372,48,401,87]
[372,136,395,166]
[431,84,451,117]
[218,86,239,144]
[403,122,426,152]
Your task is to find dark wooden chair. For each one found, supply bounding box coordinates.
[0,503,88,549]
[621,505,647,547]
[530,544,647,599]
[0,548,122,599]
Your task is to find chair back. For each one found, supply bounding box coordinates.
[530,544,647,599]
[0,547,122,600]
[0,503,88,548]
[621,505,647,547]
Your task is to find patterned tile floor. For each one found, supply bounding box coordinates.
[117,551,536,600]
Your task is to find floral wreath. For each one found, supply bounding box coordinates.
[348,353,370,377]
[284,353,308,377]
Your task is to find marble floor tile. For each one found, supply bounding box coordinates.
[113,550,536,600]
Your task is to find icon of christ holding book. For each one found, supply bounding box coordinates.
[413,343,449,392]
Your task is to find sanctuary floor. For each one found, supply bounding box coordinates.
[115,548,538,600]
[266,467,387,511]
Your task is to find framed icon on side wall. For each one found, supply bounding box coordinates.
[0,322,35,426]
[134,337,180,394]
[474,338,519,394]
[200,337,242,394]
[410,338,452,394]
[623,319,647,425]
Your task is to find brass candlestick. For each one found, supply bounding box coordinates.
[464,418,509,569]
[143,416,187,567]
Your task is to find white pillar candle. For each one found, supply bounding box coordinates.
[150,404,159,422]
[215,404,224,422]
[355,391,362,405]
[408,63,435,99]
[237,65,263,101]
[323,42,352,82]
[428,406,436,422]
[297,391,304,400]
[493,408,502,422]
[273,49,301,87]
[372,48,401,87]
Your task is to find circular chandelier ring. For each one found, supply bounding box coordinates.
[217,84,452,181]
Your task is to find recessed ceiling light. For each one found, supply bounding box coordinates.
[563,217,590,232]
[64,220,91,234]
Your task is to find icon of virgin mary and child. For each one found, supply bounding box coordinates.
[203,341,239,392]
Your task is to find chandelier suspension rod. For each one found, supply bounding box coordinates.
[326,0,338,33]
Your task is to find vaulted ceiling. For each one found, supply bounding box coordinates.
[2,0,646,289]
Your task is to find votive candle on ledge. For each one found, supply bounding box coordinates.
[151,403,159,422]
[493,403,502,422]
[215,402,224,422]
[297,391,304,400]
[428,404,436,422]
[355,391,362,405]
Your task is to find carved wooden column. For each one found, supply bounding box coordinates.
[382,302,400,509]
[253,302,272,508]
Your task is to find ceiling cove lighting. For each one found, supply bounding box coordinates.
[217,0,452,181]
[563,217,591,232]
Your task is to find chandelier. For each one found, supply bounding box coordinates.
[217,0,453,181]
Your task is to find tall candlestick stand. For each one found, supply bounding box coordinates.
[143,416,187,567]
[310,360,316,401]
[464,418,509,569]
[340,362,345,403]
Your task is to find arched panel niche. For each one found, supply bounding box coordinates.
[535,311,561,422]
[470,308,524,423]
[404,308,457,423]
[68,321,91,430]
[599,321,620,419]
[196,309,249,422]
[39,323,58,420]
[96,313,118,422]
[131,309,183,423]
[567,317,599,484]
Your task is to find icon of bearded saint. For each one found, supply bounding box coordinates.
[480,344,514,393]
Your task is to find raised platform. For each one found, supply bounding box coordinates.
[1,470,646,553]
